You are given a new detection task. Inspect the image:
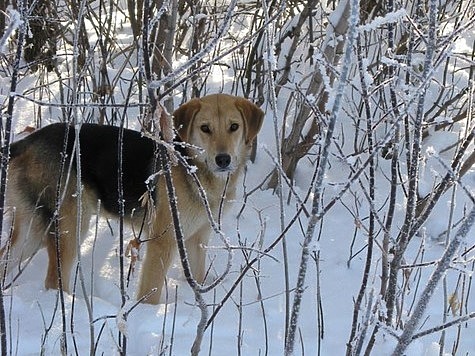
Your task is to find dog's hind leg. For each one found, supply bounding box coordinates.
[44,196,93,293]
[0,204,45,284]
[44,228,77,293]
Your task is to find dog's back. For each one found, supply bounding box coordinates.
[9,123,158,213]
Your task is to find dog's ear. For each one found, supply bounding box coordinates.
[173,98,201,141]
[235,98,264,144]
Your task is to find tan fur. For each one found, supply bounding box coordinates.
[1,94,264,304]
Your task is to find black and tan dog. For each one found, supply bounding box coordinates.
[1,94,264,304]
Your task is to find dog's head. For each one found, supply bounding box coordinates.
[173,94,264,175]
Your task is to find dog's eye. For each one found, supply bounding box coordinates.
[230,123,239,132]
[201,124,211,133]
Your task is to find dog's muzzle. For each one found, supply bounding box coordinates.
[215,153,231,170]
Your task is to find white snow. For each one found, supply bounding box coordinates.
[1,2,475,355]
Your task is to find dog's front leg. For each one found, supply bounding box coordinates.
[137,235,175,304]
[185,225,211,284]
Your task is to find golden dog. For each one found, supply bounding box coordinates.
[1,94,264,304]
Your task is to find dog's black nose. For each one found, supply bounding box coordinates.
[215,153,231,169]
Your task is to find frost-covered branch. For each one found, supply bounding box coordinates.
[261,0,291,344]
[142,2,212,353]
[385,0,439,325]
[391,205,475,354]
[271,0,350,188]
[0,9,22,54]
[411,311,475,340]
[346,28,377,356]
[285,0,359,353]
[149,0,237,90]
[0,2,28,354]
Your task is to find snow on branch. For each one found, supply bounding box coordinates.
[0,9,23,54]
[358,9,407,33]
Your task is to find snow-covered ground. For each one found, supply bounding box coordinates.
[2,100,474,355]
[1,2,475,355]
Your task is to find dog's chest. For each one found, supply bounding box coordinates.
[179,185,226,222]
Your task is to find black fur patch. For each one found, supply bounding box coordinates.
[77,124,156,214]
[11,123,159,215]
